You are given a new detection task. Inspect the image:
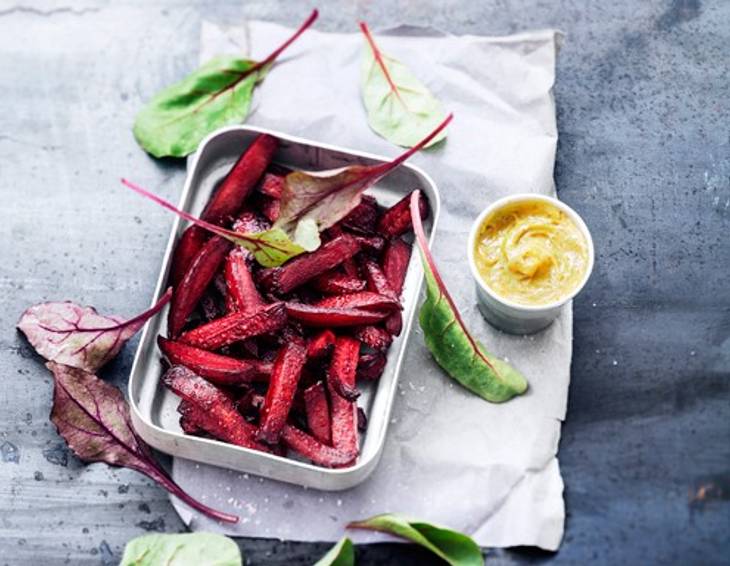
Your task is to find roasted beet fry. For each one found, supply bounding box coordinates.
[257,336,307,444]
[307,329,336,359]
[178,401,204,435]
[170,228,209,288]
[362,259,397,298]
[180,302,287,351]
[170,134,278,284]
[328,336,361,401]
[382,238,412,294]
[259,195,281,223]
[285,303,390,327]
[357,351,387,381]
[168,235,232,337]
[315,291,401,313]
[258,172,285,198]
[376,190,428,238]
[261,234,362,294]
[303,382,331,444]
[163,366,271,452]
[158,336,271,386]
[312,271,367,295]
[225,247,264,315]
[382,238,412,335]
[281,425,356,468]
[328,381,359,461]
[341,195,379,233]
[353,325,393,351]
[355,235,385,253]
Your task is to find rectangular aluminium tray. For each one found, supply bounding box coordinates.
[128,125,439,490]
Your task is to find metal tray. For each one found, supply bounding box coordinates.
[128,125,439,491]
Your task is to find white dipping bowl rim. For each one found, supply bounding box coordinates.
[467,193,595,313]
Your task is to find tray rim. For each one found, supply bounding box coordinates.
[128,124,441,489]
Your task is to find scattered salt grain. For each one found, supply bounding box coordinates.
[612,360,618,366]
[336,499,343,507]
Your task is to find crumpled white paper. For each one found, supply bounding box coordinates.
[171,20,568,551]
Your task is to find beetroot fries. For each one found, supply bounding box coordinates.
[158,139,425,468]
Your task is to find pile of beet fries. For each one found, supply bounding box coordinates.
[158,133,428,468]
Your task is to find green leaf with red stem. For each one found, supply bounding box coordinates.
[314,537,354,566]
[348,513,483,566]
[133,9,318,158]
[410,191,529,402]
[17,289,172,374]
[274,113,453,251]
[121,179,307,267]
[360,22,448,148]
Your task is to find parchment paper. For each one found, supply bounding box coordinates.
[171,20,568,551]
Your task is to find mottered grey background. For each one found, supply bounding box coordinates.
[0,0,728,565]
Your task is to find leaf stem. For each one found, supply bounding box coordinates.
[252,9,319,73]
[155,470,239,524]
[121,179,282,249]
[70,288,172,332]
[359,22,405,105]
[410,190,497,372]
[372,113,452,177]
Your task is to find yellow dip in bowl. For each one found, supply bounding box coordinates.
[473,198,589,306]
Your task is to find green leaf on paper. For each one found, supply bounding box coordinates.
[360,22,448,148]
[410,191,528,402]
[314,537,355,566]
[348,513,483,566]
[133,10,318,158]
[121,179,307,267]
[120,532,242,566]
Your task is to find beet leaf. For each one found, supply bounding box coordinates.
[348,513,483,566]
[274,113,453,250]
[121,533,242,566]
[17,288,172,374]
[122,179,308,267]
[124,115,451,266]
[360,22,448,148]
[133,9,318,158]
[47,362,237,524]
[314,537,354,566]
[410,191,528,402]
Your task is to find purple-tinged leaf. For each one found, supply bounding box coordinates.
[17,289,172,373]
[46,361,237,523]
[273,113,453,249]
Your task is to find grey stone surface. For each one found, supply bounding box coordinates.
[0,0,727,565]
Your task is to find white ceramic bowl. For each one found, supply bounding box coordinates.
[467,193,594,335]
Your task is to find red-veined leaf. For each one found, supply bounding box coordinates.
[47,362,237,524]
[410,191,528,402]
[274,113,453,250]
[17,289,172,374]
